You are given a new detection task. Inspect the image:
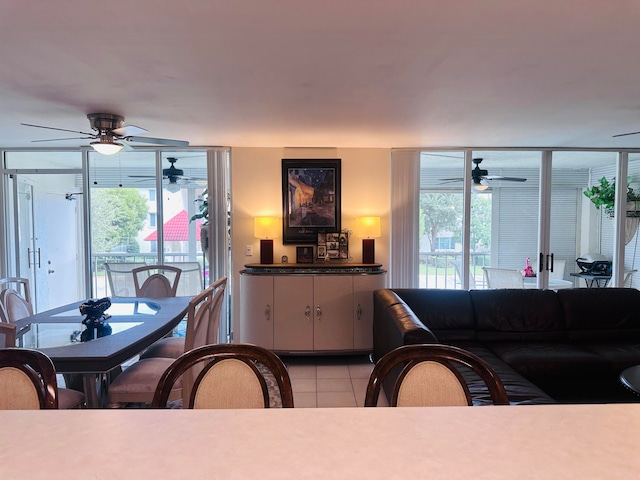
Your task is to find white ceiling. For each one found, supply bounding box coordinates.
[3,1,640,150]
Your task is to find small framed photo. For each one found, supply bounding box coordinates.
[317,245,327,259]
[324,231,348,259]
[296,246,314,264]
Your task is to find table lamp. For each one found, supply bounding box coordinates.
[254,217,280,264]
[356,216,381,264]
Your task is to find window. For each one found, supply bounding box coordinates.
[149,213,157,228]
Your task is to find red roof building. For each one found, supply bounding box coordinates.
[144,210,201,241]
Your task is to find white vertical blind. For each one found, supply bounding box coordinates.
[390,149,420,288]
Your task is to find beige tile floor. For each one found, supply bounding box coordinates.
[281,355,389,408]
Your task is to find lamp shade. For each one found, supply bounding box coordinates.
[356,217,381,238]
[254,217,281,238]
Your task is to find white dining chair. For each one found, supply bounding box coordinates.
[482,267,524,288]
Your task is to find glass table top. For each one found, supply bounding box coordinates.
[17,301,160,349]
[51,300,160,318]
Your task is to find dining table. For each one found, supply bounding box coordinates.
[0,404,638,479]
[13,296,190,408]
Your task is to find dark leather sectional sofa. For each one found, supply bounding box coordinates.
[373,287,640,405]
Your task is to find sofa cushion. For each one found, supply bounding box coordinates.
[471,289,567,342]
[452,342,556,405]
[392,289,476,342]
[577,342,640,371]
[486,342,611,382]
[557,288,640,341]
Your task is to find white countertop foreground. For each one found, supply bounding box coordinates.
[0,404,638,479]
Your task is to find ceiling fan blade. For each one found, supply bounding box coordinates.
[613,131,640,138]
[439,177,464,182]
[21,123,95,137]
[31,136,94,143]
[497,177,527,182]
[112,125,148,136]
[125,136,189,147]
[484,175,527,182]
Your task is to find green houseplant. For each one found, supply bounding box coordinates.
[190,189,208,225]
[584,177,640,218]
[191,189,209,252]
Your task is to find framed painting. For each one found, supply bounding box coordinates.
[282,159,341,244]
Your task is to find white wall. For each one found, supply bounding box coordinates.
[229,147,391,340]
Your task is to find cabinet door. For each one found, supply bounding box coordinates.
[273,276,314,351]
[353,273,387,350]
[313,275,354,351]
[239,274,274,348]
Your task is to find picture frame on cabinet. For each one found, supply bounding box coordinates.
[296,246,314,264]
[282,158,341,244]
[324,231,349,260]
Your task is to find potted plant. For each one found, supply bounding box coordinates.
[584,176,640,218]
[191,189,209,252]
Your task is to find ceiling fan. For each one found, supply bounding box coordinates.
[21,113,189,155]
[128,157,204,192]
[440,158,527,191]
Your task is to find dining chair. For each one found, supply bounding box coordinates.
[0,322,16,348]
[0,348,59,409]
[0,277,32,309]
[0,288,85,409]
[364,344,509,407]
[164,262,204,296]
[482,267,524,288]
[132,265,182,298]
[104,262,147,297]
[151,343,294,409]
[107,278,225,408]
[139,277,227,360]
[450,259,477,289]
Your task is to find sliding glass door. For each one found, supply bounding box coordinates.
[2,152,85,311]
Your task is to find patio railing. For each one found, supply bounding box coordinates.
[419,252,490,289]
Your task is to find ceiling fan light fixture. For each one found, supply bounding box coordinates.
[166,181,181,193]
[90,139,123,155]
[473,183,490,192]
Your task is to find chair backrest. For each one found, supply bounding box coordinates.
[104,263,147,297]
[482,267,524,288]
[0,288,33,323]
[364,344,509,407]
[0,277,32,306]
[152,343,294,409]
[450,259,476,289]
[164,262,204,296]
[0,348,58,409]
[132,265,182,298]
[179,277,227,402]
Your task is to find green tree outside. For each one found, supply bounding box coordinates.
[91,189,148,253]
[419,192,491,252]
